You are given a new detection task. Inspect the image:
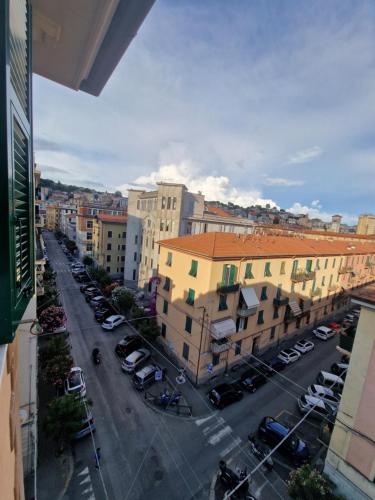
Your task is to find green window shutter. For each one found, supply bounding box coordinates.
[186,288,195,306]
[322,276,325,286]
[312,279,316,291]
[185,316,192,334]
[257,310,264,325]
[292,260,298,273]
[0,1,34,344]
[315,259,320,270]
[222,264,230,284]
[264,262,272,277]
[189,259,198,277]
[163,277,171,291]
[280,261,285,275]
[163,300,168,314]
[245,263,254,279]
[229,265,237,285]
[260,286,268,301]
[166,252,172,266]
[332,258,336,268]
[218,294,228,311]
[324,258,328,269]
[306,259,312,272]
[329,275,333,286]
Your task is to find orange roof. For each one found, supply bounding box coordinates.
[97,214,127,223]
[158,232,375,260]
[257,224,375,241]
[205,206,232,218]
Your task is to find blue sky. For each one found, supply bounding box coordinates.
[33,0,375,224]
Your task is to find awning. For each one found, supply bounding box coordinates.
[240,287,260,309]
[289,299,302,317]
[211,318,237,340]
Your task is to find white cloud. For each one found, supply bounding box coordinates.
[286,146,323,165]
[263,177,305,187]
[288,201,357,225]
[118,161,279,209]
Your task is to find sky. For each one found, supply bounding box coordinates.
[33,0,375,225]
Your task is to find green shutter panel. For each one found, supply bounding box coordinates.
[0,0,34,344]
[229,265,237,285]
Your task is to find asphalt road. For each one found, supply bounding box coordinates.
[43,231,343,500]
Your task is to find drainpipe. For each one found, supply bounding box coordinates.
[195,306,206,385]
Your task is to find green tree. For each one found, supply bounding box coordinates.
[112,287,135,314]
[44,395,86,449]
[138,318,160,342]
[114,190,122,197]
[44,353,73,388]
[65,239,77,253]
[82,255,93,266]
[55,229,64,240]
[88,265,111,289]
[39,336,71,369]
[288,465,338,500]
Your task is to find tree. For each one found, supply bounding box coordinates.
[112,287,135,314]
[55,229,64,240]
[44,353,73,388]
[39,306,66,333]
[39,336,71,369]
[44,395,86,449]
[88,266,111,289]
[102,282,119,297]
[288,465,338,500]
[82,255,93,266]
[138,318,160,342]
[114,190,122,197]
[65,239,77,253]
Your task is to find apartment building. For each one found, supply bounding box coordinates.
[357,214,375,235]
[156,233,375,384]
[46,205,59,230]
[92,214,127,275]
[186,205,254,236]
[76,205,126,258]
[325,284,375,499]
[60,213,77,242]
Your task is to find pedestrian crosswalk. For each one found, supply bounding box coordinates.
[69,465,96,500]
[195,414,243,460]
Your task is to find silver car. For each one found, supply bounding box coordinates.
[121,348,151,373]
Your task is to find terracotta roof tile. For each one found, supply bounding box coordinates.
[158,232,375,260]
[97,214,127,223]
[205,206,233,218]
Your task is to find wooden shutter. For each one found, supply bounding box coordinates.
[0,0,34,344]
[229,265,237,285]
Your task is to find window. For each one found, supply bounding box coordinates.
[152,239,155,249]
[222,264,237,285]
[203,223,208,233]
[107,243,112,250]
[106,266,110,273]
[321,276,325,286]
[132,269,136,280]
[186,288,195,306]
[133,252,137,262]
[86,243,92,251]
[212,353,220,366]
[264,262,272,277]
[218,294,228,311]
[167,197,171,209]
[166,252,172,266]
[324,258,329,269]
[144,256,147,265]
[106,255,111,262]
[257,310,264,325]
[185,316,192,334]
[118,233,121,239]
[329,275,333,287]
[108,231,112,238]
[161,323,166,338]
[280,261,286,275]
[163,277,171,291]
[235,340,242,356]
[332,258,336,268]
[315,259,320,270]
[134,235,138,245]
[188,259,198,277]
[291,282,295,293]
[245,263,254,279]
[145,237,148,247]
[172,197,177,210]
[87,220,93,229]
[182,342,189,361]
[118,244,120,251]
[163,300,168,314]
[120,267,124,273]
[122,232,126,238]
[270,326,276,340]
[87,231,92,240]
[260,286,268,301]
[236,316,248,332]
[302,280,306,291]
[165,221,170,231]
[292,260,298,273]
[162,197,166,209]
[151,259,154,268]
[121,256,125,262]
[273,307,279,319]
[137,200,140,210]
[122,244,126,251]
[306,259,312,272]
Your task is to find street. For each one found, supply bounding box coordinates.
[41,231,343,500]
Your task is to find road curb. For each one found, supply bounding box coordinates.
[57,447,74,500]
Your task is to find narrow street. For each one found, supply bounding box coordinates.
[42,231,343,500]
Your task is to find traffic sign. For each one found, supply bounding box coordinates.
[155,370,163,381]
[207,363,213,374]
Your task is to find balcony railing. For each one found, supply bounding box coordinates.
[211,338,231,354]
[217,282,240,293]
[338,266,353,275]
[237,305,257,317]
[339,333,354,353]
[273,296,289,307]
[310,287,322,298]
[291,269,316,283]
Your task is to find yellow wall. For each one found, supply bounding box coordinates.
[92,219,126,274]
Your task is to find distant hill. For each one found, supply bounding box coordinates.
[40,178,122,197]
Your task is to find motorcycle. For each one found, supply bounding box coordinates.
[248,435,273,472]
[218,461,254,498]
[92,348,101,365]
[158,389,182,407]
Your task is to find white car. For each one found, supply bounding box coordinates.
[298,394,337,420]
[293,339,314,354]
[65,367,86,398]
[307,385,341,407]
[313,326,336,341]
[101,315,125,330]
[121,348,151,373]
[277,348,301,364]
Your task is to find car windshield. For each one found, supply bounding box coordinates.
[69,373,81,388]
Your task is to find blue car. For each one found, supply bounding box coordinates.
[258,416,309,465]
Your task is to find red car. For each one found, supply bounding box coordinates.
[328,322,341,332]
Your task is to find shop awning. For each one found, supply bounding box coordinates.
[289,299,302,317]
[211,318,237,340]
[240,287,260,309]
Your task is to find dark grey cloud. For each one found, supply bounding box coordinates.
[35,137,119,163]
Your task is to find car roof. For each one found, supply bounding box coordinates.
[135,364,158,377]
[126,349,148,362]
[212,383,234,394]
[281,348,295,355]
[317,326,331,332]
[106,315,121,321]
[303,395,326,408]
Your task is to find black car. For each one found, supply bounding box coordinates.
[95,308,113,323]
[74,273,90,283]
[208,383,243,409]
[240,369,267,393]
[80,284,95,293]
[115,336,143,358]
[259,357,287,376]
[258,417,309,465]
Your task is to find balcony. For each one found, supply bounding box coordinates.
[217,282,240,293]
[237,305,257,317]
[338,266,354,275]
[273,296,289,307]
[291,269,316,283]
[211,338,231,354]
[310,287,322,298]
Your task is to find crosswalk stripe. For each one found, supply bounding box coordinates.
[195,414,215,427]
[202,417,225,436]
[78,467,89,477]
[208,426,232,445]
[79,475,91,486]
[219,436,242,457]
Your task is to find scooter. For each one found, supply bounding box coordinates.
[218,461,254,498]
[248,435,273,472]
[92,348,101,365]
[158,389,182,407]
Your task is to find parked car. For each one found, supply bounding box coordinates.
[312,326,336,341]
[102,315,125,331]
[277,348,301,364]
[352,309,360,318]
[240,368,267,393]
[80,284,95,293]
[133,364,166,391]
[115,335,143,358]
[316,371,345,390]
[331,362,349,377]
[74,407,96,439]
[85,290,101,302]
[208,383,243,409]
[259,357,287,376]
[298,395,337,421]
[293,339,314,354]
[75,273,91,283]
[343,314,355,324]
[121,348,151,373]
[95,308,113,323]
[328,322,341,332]
[258,416,309,465]
[307,385,341,407]
[65,367,86,398]
[89,296,106,308]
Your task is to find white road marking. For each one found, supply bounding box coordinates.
[78,467,89,477]
[208,426,232,445]
[79,475,91,485]
[202,417,225,435]
[219,437,242,457]
[195,414,215,427]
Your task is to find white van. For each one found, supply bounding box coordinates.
[316,371,344,390]
[313,326,335,341]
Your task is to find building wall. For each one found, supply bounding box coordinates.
[325,304,375,499]
[156,245,374,383]
[124,190,144,284]
[92,219,127,274]
[357,215,375,235]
